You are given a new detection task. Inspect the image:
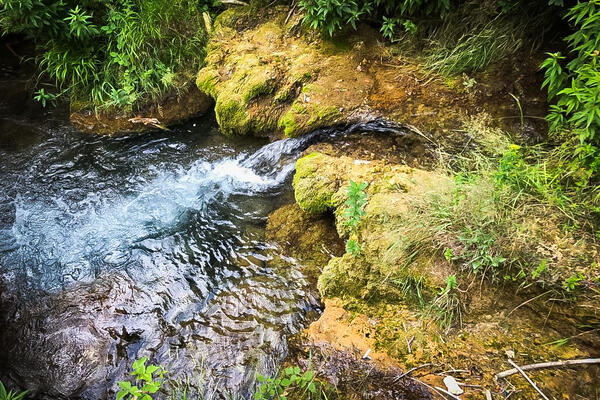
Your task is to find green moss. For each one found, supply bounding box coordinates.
[279,111,298,137]
[273,88,292,103]
[242,79,275,103]
[213,7,247,30]
[196,68,219,98]
[214,97,251,136]
[318,254,368,298]
[293,152,336,214]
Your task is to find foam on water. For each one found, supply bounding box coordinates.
[0,128,317,291]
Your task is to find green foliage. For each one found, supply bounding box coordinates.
[563,272,585,292]
[0,381,27,400]
[33,88,57,108]
[299,0,449,37]
[346,238,362,256]
[254,366,327,400]
[344,180,367,230]
[116,357,166,400]
[344,180,368,257]
[429,274,461,328]
[424,17,524,76]
[0,0,220,110]
[542,0,600,178]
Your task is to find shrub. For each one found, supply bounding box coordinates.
[0,0,220,110]
[299,0,450,37]
[542,0,600,180]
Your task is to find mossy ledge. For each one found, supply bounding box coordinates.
[196,5,546,139]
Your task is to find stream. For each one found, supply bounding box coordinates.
[0,91,405,398]
[0,110,327,399]
[0,39,415,398]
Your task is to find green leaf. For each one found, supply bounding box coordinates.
[302,370,314,381]
[118,381,132,390]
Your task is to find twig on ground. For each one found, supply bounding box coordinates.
[406,335,415,354]
[219,0,248,5]
[506,290,552,317]
[409,377,461,400]
[496,358,600,379]
[395,363,433,380]
[401,123,437,146]
[505,360,549,400]
[284,0,298,24]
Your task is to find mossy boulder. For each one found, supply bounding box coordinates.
[292,151,453,304]
[195,6,373,137]
[293,152,338,214]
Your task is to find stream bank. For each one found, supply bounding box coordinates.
[266,126,600,399]
[192,7,599,398]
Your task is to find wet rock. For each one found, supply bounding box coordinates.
[0,261,318,399]
[69,85,213,135]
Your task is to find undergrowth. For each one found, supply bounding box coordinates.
[373,116,600,328]
[0,381,27,400]
[0,0,220,111]
[299,0,564,75]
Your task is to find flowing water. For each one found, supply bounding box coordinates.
[0,94,407,398]
[0,41,413,399]
[0,111,325,398]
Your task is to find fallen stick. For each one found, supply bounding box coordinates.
[496,358,600,379]
[506,360,549,400]
[395,363,433,380]
[409,377,461,400]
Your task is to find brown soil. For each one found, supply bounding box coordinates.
[69,85,212,135]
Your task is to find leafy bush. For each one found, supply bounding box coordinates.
[299,0,450,37]
[116,357,166,400]
[0,0,219,110]
[542,0,600,179]
[254,365,330,400]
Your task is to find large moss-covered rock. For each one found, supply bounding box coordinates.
[292,151,452,303]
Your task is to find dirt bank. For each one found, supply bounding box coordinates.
[69,84,212,135]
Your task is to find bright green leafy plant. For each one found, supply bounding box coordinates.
[116,357,166,400]
[542,0,600,177]
[344,180,368,257]
[0,0,220,110]
[0,381,27,400]
[254,365,325,400]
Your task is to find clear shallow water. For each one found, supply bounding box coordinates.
[0,116,325,399]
